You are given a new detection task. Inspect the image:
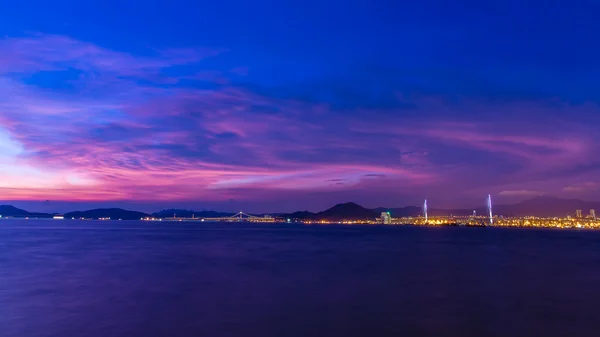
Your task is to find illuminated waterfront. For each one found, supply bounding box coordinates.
[390,216,600,229]
[291,215,600,229]
[140,215,600,229]
[136,210,600,229]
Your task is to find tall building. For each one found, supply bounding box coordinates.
[576,209,583,218]
[381,212,392,225]
[591,209,596,220]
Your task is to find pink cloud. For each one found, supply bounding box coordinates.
[563,182,600,193]
[1,34,599,209]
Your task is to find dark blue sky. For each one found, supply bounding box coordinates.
[1,0,600,212]
[4,0,599,102]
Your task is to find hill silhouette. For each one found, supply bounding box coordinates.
[283,211,316,219]
[313,202,378,220]
[0,205,52,218]
[65,208,148,220]
[1,196,598,221]
[151,209,233,218]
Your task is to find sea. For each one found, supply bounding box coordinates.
[1,219,600,337]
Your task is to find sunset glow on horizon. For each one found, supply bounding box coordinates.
[1,1,600,212]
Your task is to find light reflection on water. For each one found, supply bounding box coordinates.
[1,220,600,337]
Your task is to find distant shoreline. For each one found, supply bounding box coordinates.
[2,216,599,231]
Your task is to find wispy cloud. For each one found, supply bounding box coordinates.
[563,182,600,193]
[1,33,599,209]
[362,174,386,178]
[0,34,219,75]
[498,190,543,197]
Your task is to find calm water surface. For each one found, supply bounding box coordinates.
[1,220,600,337]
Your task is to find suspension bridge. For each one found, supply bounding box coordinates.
[202,212,276,222]
[161,212,277,223]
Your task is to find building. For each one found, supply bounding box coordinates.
[576,209,583,218]
[591,209,596,220]
[381,212,392,224]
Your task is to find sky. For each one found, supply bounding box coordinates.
[1,0,600,213]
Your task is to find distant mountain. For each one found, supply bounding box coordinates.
[313,202,378,221]
[0,205,31,217]
[152,209,236,218]
[152,209,194,218]
[279,203,377,221]
[0,205,52,218]
[283,211,316,219]
[65,208,148,220]
[2,196,598,222]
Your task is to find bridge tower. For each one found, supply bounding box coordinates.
[487,194,493,226]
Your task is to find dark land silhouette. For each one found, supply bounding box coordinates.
[1,196,598,221]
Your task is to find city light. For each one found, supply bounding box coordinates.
[134,197,600,230]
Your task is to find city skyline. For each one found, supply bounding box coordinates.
[2,195,600,219]
[3,195,600,231]
[1,1,600,212]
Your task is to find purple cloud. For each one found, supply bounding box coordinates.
[1,33,599,211]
